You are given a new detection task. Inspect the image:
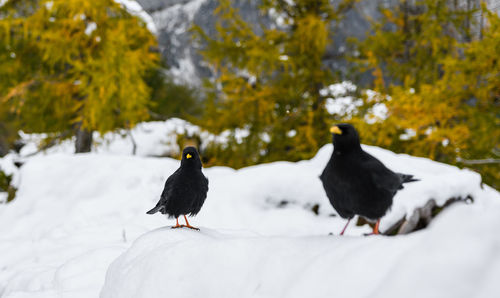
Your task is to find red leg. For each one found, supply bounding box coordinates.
[183,215,200,230]
[339,218,351,236]
[364,219,381,236]
[373,219,380,235]
[171,217,182,229]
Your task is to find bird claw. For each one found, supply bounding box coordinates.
[171,224,199,230]
[182,225,200,231]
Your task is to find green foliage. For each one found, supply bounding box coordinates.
[0,0,159,144]
[353,0,499,188]
[194,0,357,167]
[0,167,16,202]
[0,109,18,156]
[146,66,203,121]
[358,0,471,89]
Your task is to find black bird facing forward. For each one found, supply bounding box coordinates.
[320,124,418,235]
[147,147,209,230]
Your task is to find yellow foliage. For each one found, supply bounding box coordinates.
[194,0,357,165]
[0,0,159,135]
[355,0,499,188]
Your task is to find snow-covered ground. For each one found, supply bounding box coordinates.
[15,118,202,158]
[0,120,499,298]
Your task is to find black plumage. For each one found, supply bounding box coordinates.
[147,146,209,230]
[320,124,418,235]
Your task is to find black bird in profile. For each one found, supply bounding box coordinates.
[147,146,209,230]
[320,124,418,235]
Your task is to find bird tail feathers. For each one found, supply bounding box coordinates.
[146,204,164,214]
[399,173,419,183]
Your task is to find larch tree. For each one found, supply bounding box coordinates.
[441,6,500,188]
[0,0,159,153]
[354,0,499,188]
[194,0,357,167]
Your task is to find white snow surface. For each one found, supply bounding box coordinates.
[16,118,206,158]
[150,0,207,84]
[0,120,499,298]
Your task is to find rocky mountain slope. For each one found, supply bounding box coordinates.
[135,0,500,85]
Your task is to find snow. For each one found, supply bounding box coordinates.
[0,119,499,298]
[84,22,97,36]
[150,0,207,84]
[400,128,417,141]
[44,1,53,11]
[287,129,297,138]
[17,118,206,158]
[102,197,500,298]
[114,0,157,34]
[322,81,363,117]
[279,54,289,61]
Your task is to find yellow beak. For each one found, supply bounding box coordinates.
[330,126,342,135]
[186,154,192,159]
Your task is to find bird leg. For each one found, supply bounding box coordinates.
[365,219,380,236]
[339,218,352,236]
[373,219,380,235]
[171,217,182,229]
[364,219,381,236]
[182,215,200,230]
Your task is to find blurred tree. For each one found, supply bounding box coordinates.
[0,102,18,156]
[444,7,500,188]
[194,0,357,166]
[0,0,159,153]
[0,166,16,202]
[145,64,203,122]
[353,0,499,188]
[357,0,471,89]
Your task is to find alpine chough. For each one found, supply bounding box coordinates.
[147,146,209,230]
[320,124,418,235]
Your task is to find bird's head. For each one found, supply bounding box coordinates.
[330,123,361,153]
[181,146,202,169]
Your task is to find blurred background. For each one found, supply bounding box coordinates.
[1,0,499,201]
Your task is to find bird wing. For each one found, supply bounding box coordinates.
[361,152,402,194]
[160,169,180,201]
[204,175,209,192]
[146,169,181,214]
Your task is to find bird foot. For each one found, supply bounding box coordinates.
[171,225,183,229]
[181,224,200,231]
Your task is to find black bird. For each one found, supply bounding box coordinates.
[320,124,418,235]
[147,146,209,230]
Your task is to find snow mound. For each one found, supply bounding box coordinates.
[1,123,499,297]
[17,118,205,157]
[102,195,500,298]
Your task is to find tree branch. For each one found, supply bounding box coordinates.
[456,157,500,165]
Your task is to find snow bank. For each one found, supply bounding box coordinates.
[102,195,500,298]
[17,118,199,157]
[0,120,499,298]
